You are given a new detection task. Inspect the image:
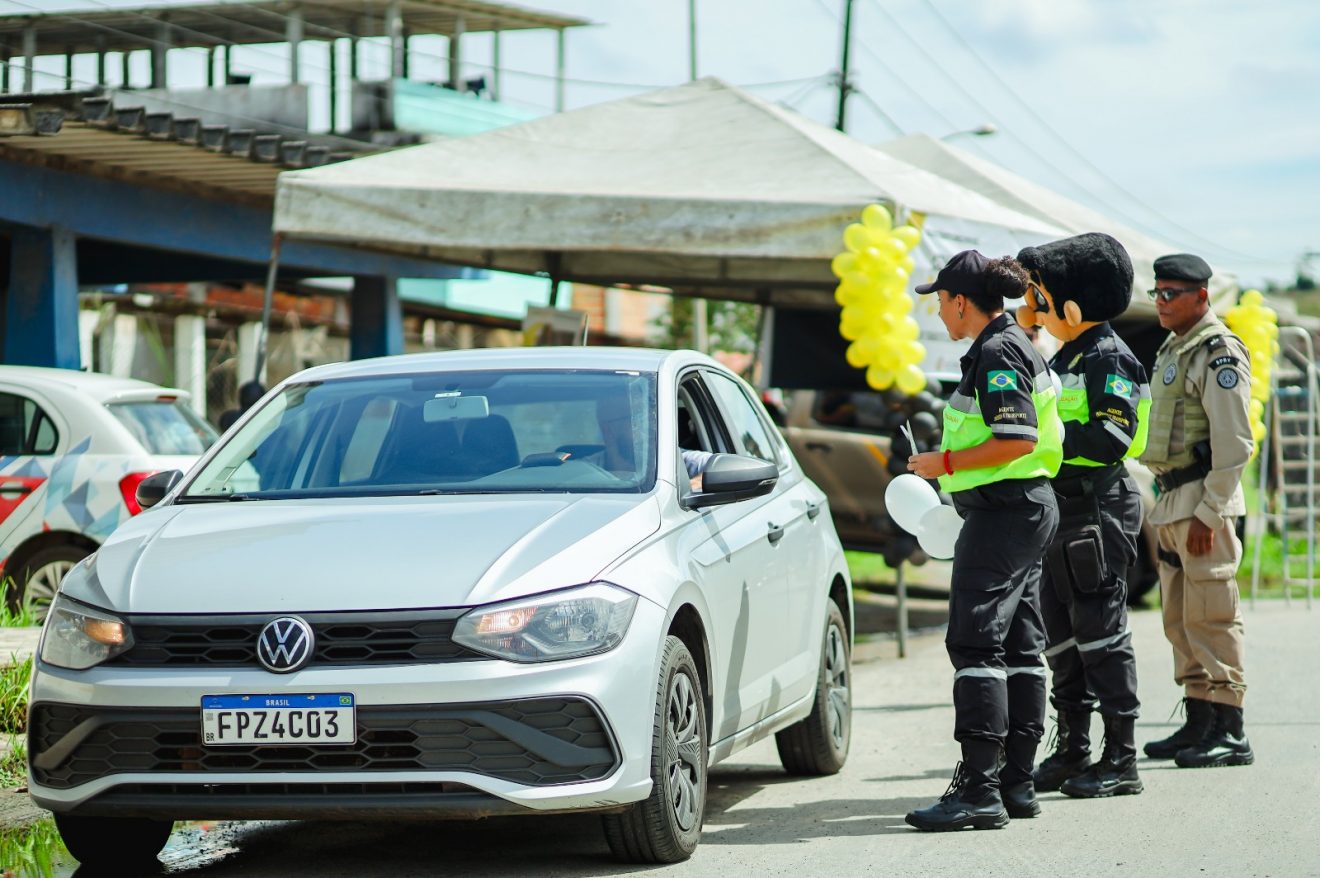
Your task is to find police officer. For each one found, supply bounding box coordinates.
[1015,234,1148,799]
[1138,254,1254,768]
[904,250,1062,831]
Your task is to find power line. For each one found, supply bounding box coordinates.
[851,87,903,136]
[911,0,1267,264]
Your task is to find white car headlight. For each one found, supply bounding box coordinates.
[39,594,134,671]
[452,583,638,663]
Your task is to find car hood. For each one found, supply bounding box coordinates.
[83,494,661,614]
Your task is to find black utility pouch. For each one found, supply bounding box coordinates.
[1064,525,1106,592]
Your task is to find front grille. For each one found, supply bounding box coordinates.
[30,698,617,790]
[107,609,483,667]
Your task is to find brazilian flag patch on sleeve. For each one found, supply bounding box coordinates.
[987,370,1018,391]
[1105,374,1133,397]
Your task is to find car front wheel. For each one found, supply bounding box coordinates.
[602,635,707,863]
[54,814,173,867]
[775,599,851,775]
[9,544,89,617]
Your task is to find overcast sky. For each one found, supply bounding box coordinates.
[6,0,1317,288]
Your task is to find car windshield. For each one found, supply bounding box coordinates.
[107,400,219,455]
[181,369,658,499]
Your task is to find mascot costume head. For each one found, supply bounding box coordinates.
[1015,232,1134,343]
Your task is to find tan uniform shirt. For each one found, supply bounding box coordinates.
[1141,311,1253,527]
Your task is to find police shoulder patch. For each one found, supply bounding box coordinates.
[1209,354,1242,370]
[1163,363,1178,385]
[987,370,1018,391]
[1104,373,1134,397]
[1216,368,1240,389]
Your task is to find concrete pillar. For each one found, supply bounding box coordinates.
[96,37,108,86]
[2,41,10,92]
[78,309,99,370]
[555,29,565,112]
[174,314,207,417]
[151,22,170,89]
[286,6,304,84]
[449,16,465,89]
[491,28,501,100]
[4,226,81,369]
[237,321,265,386]
[386,0,405,79]
[21,25,36,92]
[109,314,138,377]
[350,276,402,360]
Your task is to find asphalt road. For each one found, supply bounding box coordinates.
[19,600,1320,877]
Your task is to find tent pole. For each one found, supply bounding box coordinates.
[254,234,283,385]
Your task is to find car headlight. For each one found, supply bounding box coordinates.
[39,594,134,670]
[452,583,638,663]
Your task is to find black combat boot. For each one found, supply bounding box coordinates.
[1060,715,1143,798]
[999,735,1041,818]
[1175,703,1254,768]
[1144,697,1214,758]
[1032,710,1092,792]
[906,741,1009,832]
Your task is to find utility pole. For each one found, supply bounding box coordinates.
[834,0,855,132]
[687,0,708,352]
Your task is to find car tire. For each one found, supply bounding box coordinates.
[601,635,707,864]
[8,544,90,616]
[54,814,173,867]
[775,599,851,776]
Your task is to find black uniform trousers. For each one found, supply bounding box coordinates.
[1040,470,1141,718]
[948,477,1058,750]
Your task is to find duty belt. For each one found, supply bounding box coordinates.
[1054,464,1124,500]
[1154,461,1209,493]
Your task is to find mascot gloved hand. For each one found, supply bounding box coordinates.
[1015,232,1133,342]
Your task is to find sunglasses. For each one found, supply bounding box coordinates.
[1147,286,1201,302]
[1026,282,1049,313]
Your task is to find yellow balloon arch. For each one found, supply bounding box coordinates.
[833,203,927,395]
[1224,288,1279,456]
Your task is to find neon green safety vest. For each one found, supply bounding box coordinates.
[1056,373,1151,467]
[938,372,1064,493]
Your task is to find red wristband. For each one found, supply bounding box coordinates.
[943,449,954,475]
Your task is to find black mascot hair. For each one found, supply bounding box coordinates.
[1016,232,1133,323]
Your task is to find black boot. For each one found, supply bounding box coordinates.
[1060,715,1143,798]
[1175,703,1254,768]
[906,741,1009,832]
[999,735,1040,818]
[1033,710,1092,792]
[1144,697,1214,759]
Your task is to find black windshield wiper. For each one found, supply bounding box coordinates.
[176,493,259,503]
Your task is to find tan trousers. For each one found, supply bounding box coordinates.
[1155,517,1247,707]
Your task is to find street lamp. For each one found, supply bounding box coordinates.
[939,123,997,141]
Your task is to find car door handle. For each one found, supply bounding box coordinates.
[767,522,785,544]
[804,442,832,453]
[0,482,33,495]
[806,501,821,521]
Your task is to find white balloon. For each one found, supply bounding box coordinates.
[917,504,963,560]
[884,473,941,535]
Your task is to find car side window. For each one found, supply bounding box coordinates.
[703,372,781,467]
[0,392,59,456]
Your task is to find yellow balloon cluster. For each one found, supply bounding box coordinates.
[1224,288,1279,450]
[832,204,927,395]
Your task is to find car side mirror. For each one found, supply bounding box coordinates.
[683,454,778,510]
[136,470,183,510]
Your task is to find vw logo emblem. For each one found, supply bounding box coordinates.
[256,616,314,673]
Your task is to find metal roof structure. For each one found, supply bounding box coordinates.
[0,1,589,56]
[0,89,361,205]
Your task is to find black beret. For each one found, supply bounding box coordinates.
[1153,253,1212,284]
[1016,232,1133,323]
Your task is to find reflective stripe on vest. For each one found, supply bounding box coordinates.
[1056,373,1151,466]
[938,372,1064,492]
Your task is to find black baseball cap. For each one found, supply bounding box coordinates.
[914,249,990,297]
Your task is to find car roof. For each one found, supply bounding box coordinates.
[294,347,719,382]
[0,365,189,402]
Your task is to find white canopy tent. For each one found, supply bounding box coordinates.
[875,134,1238,315]
[273,78,1065,309]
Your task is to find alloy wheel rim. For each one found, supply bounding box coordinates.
[664,671,703,832]
[824,624,850,752]
[25,560,71,616]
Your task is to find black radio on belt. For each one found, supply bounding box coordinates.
[1154,440,1212,493]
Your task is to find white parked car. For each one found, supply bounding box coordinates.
[0,366,217,612]
[29,347,853,868]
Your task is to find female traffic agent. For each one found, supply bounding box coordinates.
[903,250,1063,831]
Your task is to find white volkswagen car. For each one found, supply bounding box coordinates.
[0,366,217,613]
[29,348,853,868]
